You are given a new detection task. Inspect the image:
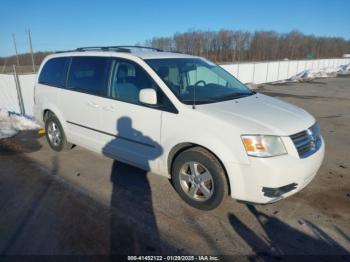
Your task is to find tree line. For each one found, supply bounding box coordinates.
[144,29,350,62]
[0,52,51,68]
[1,29,350,68]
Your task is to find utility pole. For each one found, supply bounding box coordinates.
[27,29,35,72]
[12,33,20,66]
[13,64,25,115]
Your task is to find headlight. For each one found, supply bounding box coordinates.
[241,135,287,157]
[310,123,321,140]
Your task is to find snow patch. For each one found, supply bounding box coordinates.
[273,63,350,84]
[338,63,350,74]
[0,108,40,139]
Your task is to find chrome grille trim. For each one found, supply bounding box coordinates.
[290,123,322,158]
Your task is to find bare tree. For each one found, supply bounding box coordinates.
[144,29,350,62]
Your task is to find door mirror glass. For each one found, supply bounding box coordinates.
[139,88,157,105]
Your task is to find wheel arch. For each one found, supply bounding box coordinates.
[167,142,231,195]
[41,106,67,132]
[43,109,54,121]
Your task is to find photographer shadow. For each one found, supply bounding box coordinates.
[102,117,166,255]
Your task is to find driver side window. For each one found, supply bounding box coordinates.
[108,59,160,105]
[188,66,227,86]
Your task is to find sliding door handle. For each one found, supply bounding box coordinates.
[87,101,100,108]
[102,106,116,112]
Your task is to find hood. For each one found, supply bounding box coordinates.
[196,93,315,136]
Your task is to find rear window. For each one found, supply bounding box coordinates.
[67,57,109,96]
[38,57,70,87]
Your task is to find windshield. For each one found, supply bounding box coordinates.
[146,58,254,105]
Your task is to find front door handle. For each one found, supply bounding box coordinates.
[87,101,99,108]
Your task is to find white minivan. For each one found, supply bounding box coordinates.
[34,46,325,210]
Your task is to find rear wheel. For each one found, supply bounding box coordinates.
[45,115,71,152]
[171,147,228,210]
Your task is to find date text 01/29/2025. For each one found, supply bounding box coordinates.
[127,255,220,261]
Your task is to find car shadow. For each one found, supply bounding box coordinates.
[0,130,42,155]
[228,204,350,258]
[102,117,172,255]
[0,145,59,254]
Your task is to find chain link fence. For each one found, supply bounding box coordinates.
[0,66,36,116]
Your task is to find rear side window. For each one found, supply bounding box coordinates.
[38,57,70,87]
[67,57,109,96]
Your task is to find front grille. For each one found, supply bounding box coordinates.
[290,123,322,158]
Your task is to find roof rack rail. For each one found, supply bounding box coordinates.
[75,46,130,52]
[113,46,163,52]
[75,45,163,53]
[55,49,75,54]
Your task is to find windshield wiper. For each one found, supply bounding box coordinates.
[214,93,252,101]
[181,98,216,104]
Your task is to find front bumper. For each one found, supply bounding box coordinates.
[226,137,325,204]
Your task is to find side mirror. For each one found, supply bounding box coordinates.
[139,88,158,105]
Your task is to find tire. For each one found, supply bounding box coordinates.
[45,115,71,152]
[171,147,228,210]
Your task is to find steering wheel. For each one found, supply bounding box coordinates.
[194,80,206,86]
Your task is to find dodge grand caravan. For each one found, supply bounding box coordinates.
[34,46,325,210]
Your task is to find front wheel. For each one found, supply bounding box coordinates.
[171,147,228,210]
